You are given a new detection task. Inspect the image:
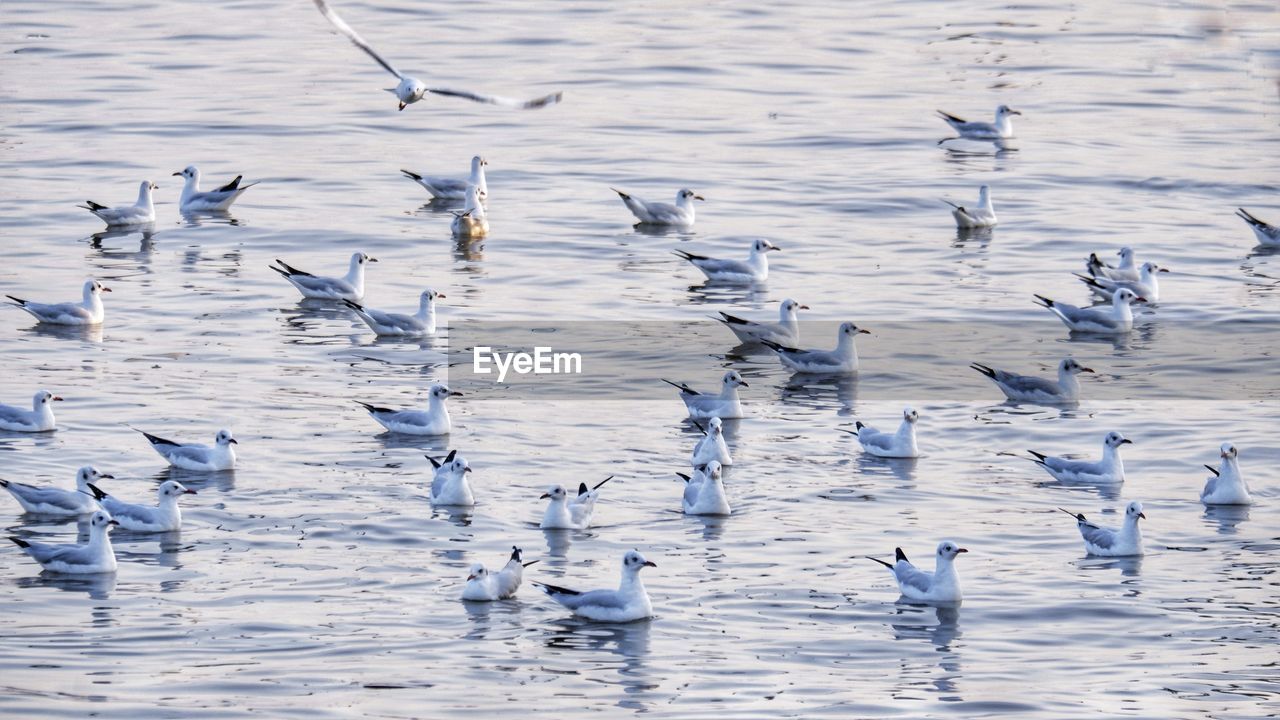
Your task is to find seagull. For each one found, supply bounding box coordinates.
[673,238,779,284]
[1076,262,1167,303]
[762,321,869,375]
[173,166,259,212]
[1059,501,1145,557]
[612,187,703,226]
[691,417,732,467]
[1236,208,1280,246]
[87,480,196,532]
[662,370,748,419]
[945,185,998,228]
[450,185,488,238]
[1085,247,1140,282]
[270,252,376,302]
[539,477,612,530]
[1034,288,1143,335]
[533,549,656,622]
[844,408,920,458]
[9,510,119,574]
[679,460,731,516]
[714,298,807,346]
[401,156,488,202]
[464,547,540,601]
[0,466,109,516]
[343,289,442,337]
[0,389,63,432]
[937,104,1021,140]
[970,358,1093,405]
[865,541,967,603]
[312,0,563,112]
[1201,442,1252,506]
[1028,431,1130,484]
[356,383,459,435]
[138,428,238,471]
[425,450,473,506]
[78,180,157,226]
[6,279,110,326]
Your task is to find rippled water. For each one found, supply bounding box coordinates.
[2,0,1279,717]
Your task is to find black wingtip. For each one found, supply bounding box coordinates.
[85,483,108,500]
[425,455,442,469]
[1204,464,1219,476]
[4,295,26,306]
[610,187,630,200]
[866,555,894,569]
[593,475,614,491]
[509,546,522,562]
[9,537,30,549]
[532,581,580,597]
[970,362,995,378]
[444,449,457,463]
[676,472,691,481]
[1058,507,1085,521]
[1033,294,1054,308]
[894,548,908,563]
[400,169,423,181]
[855,421,866,431]
[342,298,364,312]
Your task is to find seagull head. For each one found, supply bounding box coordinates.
[90,510,119,531]
[160,480,197,499]
[706,417,723,437]
[1061,357,1094,375]
[430,383,461,401]
[705,460,722,480]
[352,251,377,268]
[422,288,445,303]
[35,389,63,406]
[87,279,112,295]
[752,238,779,254]
[1143,262,1169,274]
[1117,246,1134,261]
[624,549,657,570]
[677,188,704,202]
[540,485,567,501]
[1125,500,1146,521]
[902,407,919,424]
[448,456,471,477]
[216,429,238,446]
[1104,431,1132,449]
[395,77,427,109]
[172,165,200,181]
[466,563,487,582]
[996,104,1021,117]
[76,466,114,487]
[722,370,748,389]
[937,540,969,560]
[1114,288,1144,305]
[782,298,809,313]
[1220,442,1237,459]
[840,321,871,337]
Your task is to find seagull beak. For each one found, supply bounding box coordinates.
[184,489,198,495]
[539,493,550,499]
[1138,512,1147,519]
[368,257,379,263]
[52,396,64,402]
[450,391,464,397]
[798,305,810,310]
[228,438,239,444]
[643,560,657,567]
[1158,267,1170,273]
[1120,439,1133,445]
[738,380,750,387]
[99,474,114,479]
[108,519,120,526]
[101,287,112,292]
[694,195,705,201]
[1081,367,1095,373]
[398,102,407,111]
[466,574,477,581]
[464,466,473,474]
[1134,296,1147,302]
[956,548,969,553]
[1010,109,1022,115]
[437,293,447,299]
[172,171,182,176]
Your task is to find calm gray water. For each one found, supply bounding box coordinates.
[2,0,1279,717]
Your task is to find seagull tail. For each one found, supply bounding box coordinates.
[865,555,894,569]
[1032,294,1055,309]
[610,187,630,200]
[670,249,695,261]
[1236,208,1263,226]
[1027,450,1049,464]
[5,295,27,307]
[969,362,996,378]
[9,537,30,549]
[400,169,424,181]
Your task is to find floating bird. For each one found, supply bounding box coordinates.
[138,428,238,471]
[1028,431,1130,484]
[0,389,63,432]
[662,370,748,419]
[1085,247,1140,282]
[866,541,967,603]
[715,298,807,346]
[270,252,376,302]
[464,546,540,601]
[426,450,473,506]
[1201,442,1251,506]
[533,549,656,622]
[6,279,110,326]
[0,466,108,516]
[357,383,459,435]
[1034,288,1143,335]
[762,321,869,375]
[1076,262,1167,303]
[612,187,703,226]
[401,156,488,201]
[1059,501,1145,557]
[1235,208,1280,246]
[970,358,1093,405]
[9,510,119,574]
[945,185,998,228]
[937,105,1020,140]
[539,477,612,530]
[173,166,259,212]
[312,0,563,112]
[679,461,731,516]
[844,407,920,458]
[87,480,196,532]
[691,417,732,467]
[450,185,488,238]
[673,238,778,284]
[78,180,157,226]
[344,289,442,337]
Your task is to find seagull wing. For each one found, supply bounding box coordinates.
[313,0,404,80]
[428,87,563,110]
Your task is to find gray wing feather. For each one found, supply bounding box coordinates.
[560,588,627,610]
[1079,521,1116,549]
[8,485,89,512]
[894,563,934,593]
[101,497,157,524]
